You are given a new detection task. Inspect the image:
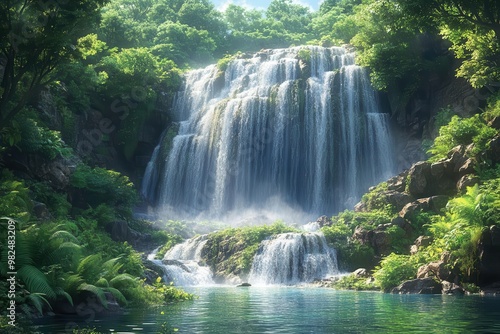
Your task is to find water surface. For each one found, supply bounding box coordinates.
[36,287,500,333]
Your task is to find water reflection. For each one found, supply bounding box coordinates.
[35,287,500,333]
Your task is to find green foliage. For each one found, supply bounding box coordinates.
[425,183,500,280]
[297,48,312,63]
[29,182,71,218]
[205,221,299,275]
[14,110,71,160]
[0,171,31,221]
[151,277,194,302]
[70,164,138,218]
[373,253,420,291]
[331,274,379,291]
[0,0,108,129]
[332,209,394,229]
[483,93,500,122]
[428,114,498,162]
[360,182,396,214]
[434,106,455,130]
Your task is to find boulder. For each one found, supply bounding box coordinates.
[32,201,52,221]
[456,174,479,193]
[391,216,413,234]
[386,172,408,192]
[399,196,448,219]
[410,236,433,255]
[28,155,75,190]
[487,136,500,164]
[353,201,366,212]
[106,221,151,249]
[407,161,432,196]
[391,277,441,294]
[458,158,475,176]
[143,259,166,285]
[316,215,331,227]
[441,281,465,295]
[478,226,500,285]
[399,199,429,220]
[236,282,251,287]
[353,268,369,278]
[416,260,451,281]
[382,191,413,212]
[488,116,500,130]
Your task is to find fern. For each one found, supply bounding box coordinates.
[17,265,56,299]
[101,257,123,278]
[104,287,128,306]
[95,277,109,288]
[54,287,74,306]
[109,274,137,289]
[77,254,102,281]
[78,283,108,308]
[50,230,80,243]
[25,293,52,315]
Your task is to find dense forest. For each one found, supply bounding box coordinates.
[1,0,499,332]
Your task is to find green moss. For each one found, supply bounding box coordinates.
[204,221,300,276]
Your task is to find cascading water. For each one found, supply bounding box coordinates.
[248,232,339,285]
[142,45,395,220]
[150,235,214,286]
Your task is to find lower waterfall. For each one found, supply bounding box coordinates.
[248,232,339,285]
[149,235,214,286]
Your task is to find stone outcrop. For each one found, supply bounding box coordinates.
[353,268,369,278]
[410,236,433,255]
[352,223,401,256]
[106,221,152,250]
[391,277,442,294]
[478,226,500,285]
[441,281,465,295]
[399,195,449,219]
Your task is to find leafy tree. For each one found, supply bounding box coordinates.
[395,0,500,88]
[0,0,108,131]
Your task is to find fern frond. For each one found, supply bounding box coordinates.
[96,277,109,288]
[26,293,53,315]
[109,274,138,289]
[77,254,102,281]
[54,287,74,306]
[50,230,80,243]
[62,274,84,295]
[104,287,128,306]
[17,265,56,299]
[78,283,108,308]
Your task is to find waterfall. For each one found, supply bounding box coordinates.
[248,232,339,285]
[143,46,395,220]
[150,235,215,286]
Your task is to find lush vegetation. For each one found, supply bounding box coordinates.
[325,93,500,292]
[203,222,299,277]
[0,0,499,329]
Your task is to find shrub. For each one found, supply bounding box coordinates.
[428,114,497,162]
[0,170,31,221]
[70,164,137,218]
[29,181,71,218]
[331,274,379,291]
[373,253,419,291]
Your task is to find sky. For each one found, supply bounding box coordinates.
[212,0,322,12]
